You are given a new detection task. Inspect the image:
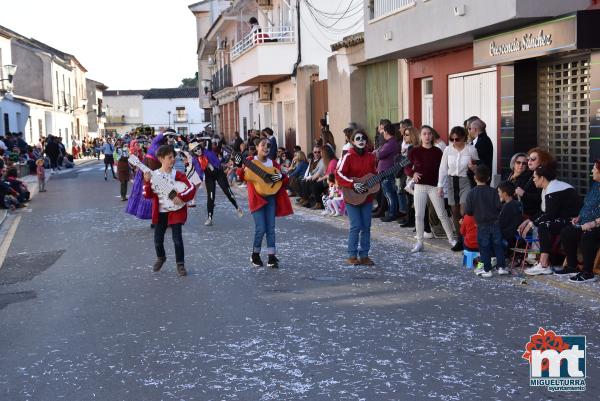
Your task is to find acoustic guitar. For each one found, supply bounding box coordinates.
[128,154,189,211]
[224,146,282,197]
[342,156,411,205]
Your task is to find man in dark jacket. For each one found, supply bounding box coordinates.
[468,118,494,173]
[45,135,60,171]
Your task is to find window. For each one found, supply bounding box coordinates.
[370,0,416,20]
[175,107,187,122]
[38,119,43,137]
[177,127,188,136]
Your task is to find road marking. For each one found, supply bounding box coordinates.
[0,215,21,271]
[78,167,94,172]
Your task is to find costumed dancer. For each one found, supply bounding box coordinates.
[235,138,292,268]
[193,138,243,226]
[335,130,378,266]
[143,145,196,276]
[181,142,203,207]
[125,130,170,221]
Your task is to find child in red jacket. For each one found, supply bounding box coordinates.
[460,214,479,252]
[143,145,196,276]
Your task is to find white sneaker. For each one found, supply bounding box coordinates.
[333,212,342,217]
[479,270,493,278]
[410,242,424,253]
[237,208,243,218]
[474,264,485,276]
[448,239,458,248]
[423,232,434,239]
[524,263,553,276]
[204,217,213,226]
[497,267,510,276]
[321,210,329,216]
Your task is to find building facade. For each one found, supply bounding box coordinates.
[190,0,363,151]
[362,0,600,193]
[142,87,207,135]
[103,90,147,136]
[86,79,108,138]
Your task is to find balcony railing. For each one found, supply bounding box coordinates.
[231,26,295,61]
[371,0,415,20]
[212,64,232,93]
[174,113,188,123]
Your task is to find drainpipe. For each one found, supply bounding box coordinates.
[291,0,301,77]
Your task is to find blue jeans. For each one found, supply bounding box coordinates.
[346,202,373,258]
[381,176,398,217]
[477,222,506,271]
[252,195,276,254]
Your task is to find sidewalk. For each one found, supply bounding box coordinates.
[230,185,600,305]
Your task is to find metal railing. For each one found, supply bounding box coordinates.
[231,26,295,60]
[212,64,232,93]
[371,0,415,19]
[174,113,188,123]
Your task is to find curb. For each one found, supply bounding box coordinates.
[230,185,600,302]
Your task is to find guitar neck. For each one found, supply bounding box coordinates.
[243,158,270,180]
[365,157,410,188]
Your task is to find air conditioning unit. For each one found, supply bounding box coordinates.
[257,0,272,7]
[258,83,272,102]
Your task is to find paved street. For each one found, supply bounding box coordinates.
[0,161,598,400]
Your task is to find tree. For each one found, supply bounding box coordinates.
[179,72,199,88]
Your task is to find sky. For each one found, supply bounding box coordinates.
[1,0,198,90]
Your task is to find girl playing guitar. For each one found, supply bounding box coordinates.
[235,138,292,268]
[335,130,378,266]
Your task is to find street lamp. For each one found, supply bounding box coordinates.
[0,64,17,92]
[168,110,171,128]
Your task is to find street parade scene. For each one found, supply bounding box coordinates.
[1,1,600,400]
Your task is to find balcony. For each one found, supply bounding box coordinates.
[174,113,188,123]
[212,65,232,93]
[231,26,296,86]
[106,115,126,125]
[370,0,415,20]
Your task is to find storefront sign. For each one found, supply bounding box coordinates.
[474,15,577,66]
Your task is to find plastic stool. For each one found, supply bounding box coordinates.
[463,249,480,269]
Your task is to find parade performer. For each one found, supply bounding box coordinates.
[125,130,170,221]
[235,138,292,268]
[193,138,242,226]
[181,141,203,207]
[143,145,196,276]
[335,130,378,266]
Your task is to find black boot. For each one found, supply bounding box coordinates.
[251,252,263,267]
[177,263,187,276]
[267,254,279,268]
[451,237,464,252]
[153,257,166,272]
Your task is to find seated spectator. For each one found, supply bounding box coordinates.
[287,150,308,196]
[460,214,478,252]
[307,145,338,210]
[497,181,523,249]
[6,166,30,203]
[297,146,325,207]
[507,152,540,218]
[559,160,600,282]
[321,173,343,217]
[520,164,581,276]
[0,163,22,210]
[276,147,292,173]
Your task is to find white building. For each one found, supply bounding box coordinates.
[190,0,363,151]
[103,90,147,136]
[0,24,92,149]
[142,87,207,136]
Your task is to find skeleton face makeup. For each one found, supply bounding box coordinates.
[353,134,367,149]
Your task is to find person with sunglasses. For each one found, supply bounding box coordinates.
[235,138,292,268]
[437,126,479,251]
[507,152,540,218]
[336,130,378,266]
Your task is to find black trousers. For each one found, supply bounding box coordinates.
[205,168,238,219]
[538,218,570,253]
[561,225,600,274]
[120,181,128,199]
[154,212,184,264]
[310,180,327,205]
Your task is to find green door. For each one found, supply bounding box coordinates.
[366,60,399,139]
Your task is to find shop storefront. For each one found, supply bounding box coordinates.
[474,10,600,193]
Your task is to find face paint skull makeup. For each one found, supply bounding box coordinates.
[353,134,367,149]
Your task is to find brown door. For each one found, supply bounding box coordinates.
[311,79,328,146]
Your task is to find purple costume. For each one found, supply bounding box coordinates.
[125,134,165,219]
